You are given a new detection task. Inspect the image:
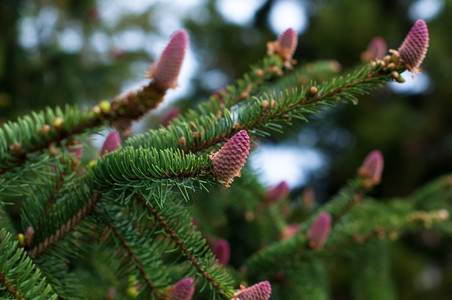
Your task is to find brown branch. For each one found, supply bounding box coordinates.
[44,173,65,214]
[135,195,224,294]
[107,224,161,297]
[28,193,100,258]
[184,64,401,155]
[0,80,168,176]
[0,274,24,300]
[32,173,66,234]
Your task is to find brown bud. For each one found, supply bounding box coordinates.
[10,142,22,156]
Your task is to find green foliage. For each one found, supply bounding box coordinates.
[0,229,58,299]
[0,2,451,299]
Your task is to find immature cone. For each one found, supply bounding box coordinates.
[162,107,180,127]
[68,141,83,161]
[212,239,230,266]
[100,131,121,157]
[167,277,195,300]
[212,87,229,103]
[264,181,290,205]
[232,281,272,300]
[146,29,189,90]
[267,28,298,67]
[24,226,34,248]
[307,212,331,249]
[398,19,429,72]
[210,130,250,188]
[358,150,384,185]
[361,36,387,61]
[279,223,301,241]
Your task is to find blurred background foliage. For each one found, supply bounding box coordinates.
[1,0,452,298]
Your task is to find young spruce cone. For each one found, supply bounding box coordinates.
[232,281,272,300]
[210,130,250,188]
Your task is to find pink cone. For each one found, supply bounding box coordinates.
[212,239,230,266]
[146,29,189,90]
[212,87,229,103]
[100,131,121,157]
[68,141,83,160]
[398,20,429,72]
[277,28,298,62]
[233,281,272,300]
[162,107,181,127]
[279,223,301,241]
[264,181,290,205]
[358,150,384,185]
[210,130,250,188]
[362,36,387,61]
[307,212,331,249]
[168,277,195,300]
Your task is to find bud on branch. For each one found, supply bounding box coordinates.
[100,131,121,157]
[146,29,189,90]
[358,150,384,186]
[397,19,429,73]
[167,277,195,300]
[232,281,272,300]
[307,212,331,249]
[210,130,250,188]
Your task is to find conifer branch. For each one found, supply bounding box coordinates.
[107,223,161,297]
[0,110,103,176]
[28,193,100,258]
[243,177,373,277]
[91,147,211,192]
[0,273,23,300]
[128,61,404,155]
[169,34,293,126]
[0,30,188,177]
[136,195,232,297]
[0,230,58,299]
[34,173,66,230]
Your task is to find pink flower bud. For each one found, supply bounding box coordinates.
[279,223,301,241]
[264,181,290,205]
[146,29,189,90]
[277,28,298,62]
[307,212,331,249]
[168,277,195,300]
[398,19,429,72]
[267,28,298,68]
[25,226,34,247]
[358,150,384,185]
[68,141,83,161]
[212,239,230,266]
[212,87,229,103]
[162,107,181,127]
[233,281,272,300]
[100,131,121,157]
[210,130,250,188]
[361,36,387,61]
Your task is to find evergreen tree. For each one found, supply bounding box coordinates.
[1,1,451,299]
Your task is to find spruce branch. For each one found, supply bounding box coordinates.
[136,194,235,298]
[0,229,58,299]
[0,30,188,177]
[28,193,100,258]
[38,172,65,226]
[0,273,22,300]
[90,147,212,196]
[169,27,298,126]
[243,174,376,277]
[0,105,102,176]
[325,202,449,253]
[107,223,162,297]
[127,59,405,156]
